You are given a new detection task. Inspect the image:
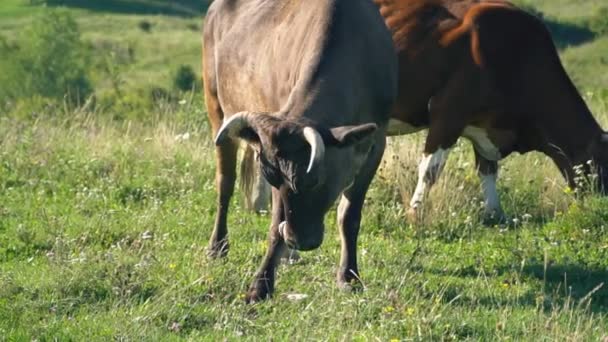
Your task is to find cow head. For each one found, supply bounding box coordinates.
[215,112,378,250]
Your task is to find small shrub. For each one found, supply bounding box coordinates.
[138,20,153,33]
[589,7,608,36]
[173,64,199,92]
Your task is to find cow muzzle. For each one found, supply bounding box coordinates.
[278,221,323,251]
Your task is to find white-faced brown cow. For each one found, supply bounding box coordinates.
[203,0,397,302]
[242,0,608,225]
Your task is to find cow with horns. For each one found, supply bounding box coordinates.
[203,0,397,302]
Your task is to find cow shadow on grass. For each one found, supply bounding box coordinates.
[45,0,210,17]
[426,262,608,313]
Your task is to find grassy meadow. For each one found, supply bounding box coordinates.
[1,0,608,340]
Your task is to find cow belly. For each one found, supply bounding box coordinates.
[387,118,425,136]
[463,126,502,161]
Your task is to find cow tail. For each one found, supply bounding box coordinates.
[240,144,257,211]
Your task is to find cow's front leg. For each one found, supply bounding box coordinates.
[245,189,286,303]
[245,227,286,303]
[208,139,238,258]
[407,147,451,222]
[337,137,385,290]
[474,149,505,224]
[252,164,300,263]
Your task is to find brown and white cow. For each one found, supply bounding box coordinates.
[203,0,397,302]
[243,0,608,224]
[380,0,608,222]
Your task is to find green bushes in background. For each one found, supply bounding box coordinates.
[0,9,92,106]
[173,64,199,92]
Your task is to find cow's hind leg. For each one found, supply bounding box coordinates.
[336,136,386,290]
[474,149,505,224]
[241,146,271,212]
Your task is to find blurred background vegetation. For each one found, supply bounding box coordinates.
[0,0,607,123]
[0,0,211,124]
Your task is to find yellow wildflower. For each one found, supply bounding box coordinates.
[384,306,395,313]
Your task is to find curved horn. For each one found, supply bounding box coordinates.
[302,127,325,173]
[214,112,252,145]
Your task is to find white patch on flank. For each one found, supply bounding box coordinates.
[410,148,450,209]
[463,126,501,161]
[480,173,501,214]
[387,119,424,136]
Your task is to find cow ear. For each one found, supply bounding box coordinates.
[326,123,377,147]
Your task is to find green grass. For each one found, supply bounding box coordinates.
[1,1,608,340]
[1,103,607,340]
[518,0,606,21]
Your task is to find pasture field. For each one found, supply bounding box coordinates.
[1,0,608,340]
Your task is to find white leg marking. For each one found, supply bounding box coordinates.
[410,148,450,209]
[480,173,501,215]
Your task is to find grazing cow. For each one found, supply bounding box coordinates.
[379,0,608,222]
[243,0,608,224]
[203,0,397,302]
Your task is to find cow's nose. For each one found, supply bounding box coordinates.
[278,221,323,251]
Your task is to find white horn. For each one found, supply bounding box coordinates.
[302,127,325,173]
[214,112,252,145]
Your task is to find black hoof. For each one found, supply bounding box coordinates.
[207,240,229,259]
[482,210,507,226]
[245,286,272,304]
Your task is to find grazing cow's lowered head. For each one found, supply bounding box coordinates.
[215,112,377,251]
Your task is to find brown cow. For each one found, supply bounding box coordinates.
[243,0,608,225]
[203,0,397,301]
[379,0,608,222]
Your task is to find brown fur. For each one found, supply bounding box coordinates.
[376,0,608,190]
[203,0,397,302]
